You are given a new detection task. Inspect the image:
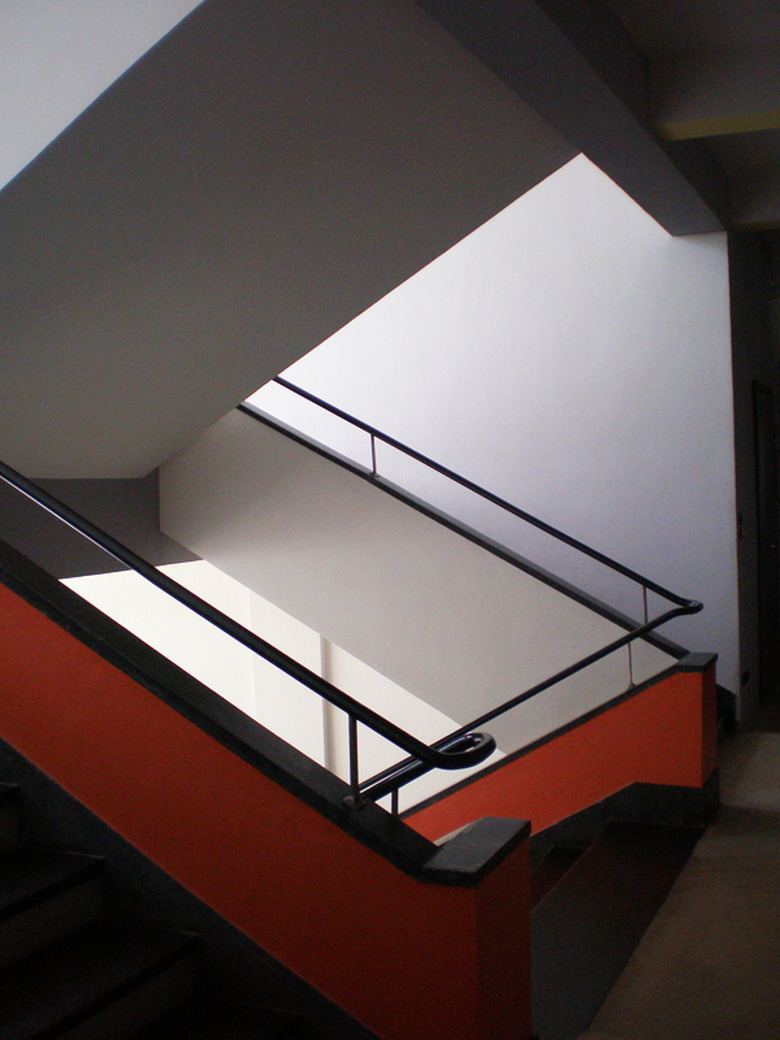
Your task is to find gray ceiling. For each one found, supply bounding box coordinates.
[0,0,575,479]
[419,0,780,238]
[1,0,777,479]
[606,0,780,52]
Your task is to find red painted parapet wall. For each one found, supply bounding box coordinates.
[407,657,718,843]
[0,582,530,1040]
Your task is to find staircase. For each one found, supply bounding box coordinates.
[0,446,716,1040]
[0,772,710,1040]
[0,782,302,1040]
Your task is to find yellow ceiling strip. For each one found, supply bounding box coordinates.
[656,109,780,141]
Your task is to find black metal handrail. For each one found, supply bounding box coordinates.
[244,377,702,810]
[263,377,695,609]
[0,459,496,809]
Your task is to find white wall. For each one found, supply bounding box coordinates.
[62,561,258,717]
[160,412,676,757]
[260,155,740,694]
[247,585,505,810]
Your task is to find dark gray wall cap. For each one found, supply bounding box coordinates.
[677,651,718,671]
[420,817,530,886]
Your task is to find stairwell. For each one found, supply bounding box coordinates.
[0,746,725,1040]
[0,535,531,1040]
[158,398,690,802]
[1,588,772,1040]
[0,5,761,1039]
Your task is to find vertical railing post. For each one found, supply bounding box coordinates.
[642,584,649,624]
[345,714,363,809]
[370,432,377,478]
[627,641,635,688]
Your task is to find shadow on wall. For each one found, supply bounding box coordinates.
[0,472,195,578]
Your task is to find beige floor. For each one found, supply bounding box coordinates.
[578,729,780,1040]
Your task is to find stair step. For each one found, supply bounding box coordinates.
[0,783,20,847]
[0,921,197,1039]
[0,848,104,968]
[531,820,701,1040]
[134,999,303,1039]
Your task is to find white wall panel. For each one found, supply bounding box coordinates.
[160,412,676,752]
[261,155,739,693]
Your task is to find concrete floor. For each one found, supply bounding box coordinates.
[578,724,780,1040]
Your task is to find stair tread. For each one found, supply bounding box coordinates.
[0,847,103,920]
[0,782,20,805]
[531,820,701,1040]
[134,999,302,1039]
[0,920,196,1040]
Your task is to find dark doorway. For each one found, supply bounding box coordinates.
[753,381,780,701]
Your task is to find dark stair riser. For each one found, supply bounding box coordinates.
[0,849,104,969]
[0,921,197,1040]
[134,1000,304,1039]
[0,736,379,1040]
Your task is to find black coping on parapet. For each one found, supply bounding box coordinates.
[0,537,522,888]
[678,651,718,670]
[420,817,530,885]
[239,406,688,659]
[403,651,718,820]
